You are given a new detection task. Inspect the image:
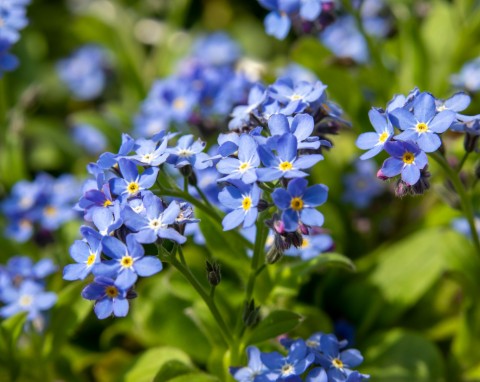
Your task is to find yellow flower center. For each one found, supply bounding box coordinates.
[173,97,186,110]
[19,294,33,308]
[290,93,302,101]
[281,364,294,376]
[142,153,153,163]
[127,182,140,195]
[242,196,252,211]
[378,131,389,143]
[415,122,429,133]
[178,148,193,157]
[120,255,134,268]
[239,162,250,172]
[105,286,118,298]
[44,206,57,216]
[103,199,112,207]
[332,358,344,369]
[301,238,310,248]
[149,218,163,230]
[402,152,415,165]
[290,197,304,211]
[86,253,96,266]
[278,161,293,172]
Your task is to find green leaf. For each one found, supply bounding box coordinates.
[362,329,445,382]
[123,347,193,382]
[166,373,219,382]
[274,253,355,297]
[0,312,27,380]
[153,360,193,381]
[246,310,303,344]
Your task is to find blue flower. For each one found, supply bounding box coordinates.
[451,57,480,92]
[94,234,163,290]
[90,205,123,237]
[122,193,187,244]
[127,137,169,167]
[390,92,456,152]
[219,182,261,231]
[435,92,471,114]
[0,38,18,76]
[257,134,323,182]
[258,0,300,39]
[166,135,212,170]
[317,334,367,382]
[56,45,108,100]
[0,280,57,321]
[72,124,107,155]
[356,108,394,159]
[380,140,428,185]
[268,113,322,150]
[0,3,28,44]
[272,177,328,232]
[261,339,315,380]
[4,256,56,281]
[230,346,270,382]
[229,84,268,130]
[192,32,241,66]
[63,227,102,280]
[217,134,260,184]
[110,158,159,200]
[342,160,384,208]
[81,276,129,319]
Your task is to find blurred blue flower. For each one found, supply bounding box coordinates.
[343,160,384,208]
[72,124,107,155]
[451,57,480,92]
[57,45,108,100]
[192,32,241,66]
[0,2,28,44]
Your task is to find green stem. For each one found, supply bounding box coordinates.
[431,152,480,256]
[168,249,234,347]
[457,151,470,172]
[194,184,212,207]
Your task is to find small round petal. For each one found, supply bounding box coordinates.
[416,132,441,153]
[134,256,163,277]
[102,236,127,260]
[413,92,436,122]
[94,298,113,319]
[428,110,456,133]
[303,184,328,206]
[113,298,129,317]
[272,188,293,209]
[300,208,324,227]
[63,263,90,280]
[340,349,364,368]
[157,228,187,244]
[70,240,90,262]
[294,154,323,169]
[265,12,291,40]
[115,269,138,290]
[356,132,382,150]
[306,368,328,382]
[287,177,308,197]
[282,208,300,232]
[381,157,403,178]
[401,164,421,185]
[222,209,246,231]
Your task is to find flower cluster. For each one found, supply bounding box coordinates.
[134,33,252,137]
[66,70,342,318]
[2,173,82,243]
[0,0,31,76]
[342,160,384,209]
[356,89,479,196]
[56,45,109,100]
[0,256,57,330]
[230,333,369,381]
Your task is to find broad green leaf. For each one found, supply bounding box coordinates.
[123,347,192,382]
[166,373,220,382]
[153,360,193,382]
[362,329,445,382]
[274,252,355,297]
[246,310,303,344]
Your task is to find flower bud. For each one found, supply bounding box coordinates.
[206,260,221,287]
[266,245,284,264]
[242,299,260,328]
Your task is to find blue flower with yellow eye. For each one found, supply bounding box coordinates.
[81,276,129,319]
[257,133,323,182]
[219,182,261,231]
[272,177,328,232]
[110,158,159,200]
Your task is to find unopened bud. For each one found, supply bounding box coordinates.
[206,261,221,287]
[376,168,388,181]
[242,299,260,328]
[257,199,270,212]
[179,165,193,178]
[266,245,284,264]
